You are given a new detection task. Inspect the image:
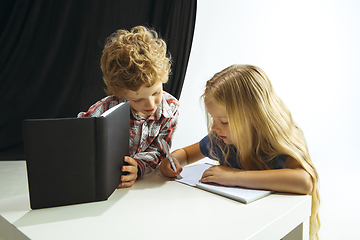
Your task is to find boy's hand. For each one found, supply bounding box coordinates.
[160,156,182,178]
[117,157,138,188]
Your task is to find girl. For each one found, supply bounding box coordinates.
[160,64,320,240]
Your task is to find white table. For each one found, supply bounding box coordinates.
[0,160,311,240]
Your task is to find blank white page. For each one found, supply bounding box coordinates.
[176,163,272,203]
[175,163,213,186]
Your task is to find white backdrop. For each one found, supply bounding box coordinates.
[172,0,360,239]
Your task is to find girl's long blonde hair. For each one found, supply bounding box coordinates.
[202,64,320,240]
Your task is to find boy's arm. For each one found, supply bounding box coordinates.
[77,96,122,117]
[133,110,179,178]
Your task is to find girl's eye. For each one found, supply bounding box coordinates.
[221,121,228,125]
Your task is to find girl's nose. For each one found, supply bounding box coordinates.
[212,121,219,131]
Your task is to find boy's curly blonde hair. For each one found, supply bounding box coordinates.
[100,26,171,97]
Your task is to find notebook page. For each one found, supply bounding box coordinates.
[101,102,124,117]
[175,163,272,203]
[196,182,272,203]
[175,163,213,186]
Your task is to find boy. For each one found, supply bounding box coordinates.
[78,26,179,188]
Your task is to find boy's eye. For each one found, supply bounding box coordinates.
[133,99,142,103]
[153,90,161,95]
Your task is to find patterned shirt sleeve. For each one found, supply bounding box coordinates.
[77,96,123,118]
[132,92,180,178]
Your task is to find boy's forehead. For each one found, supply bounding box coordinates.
[125,81,163,98]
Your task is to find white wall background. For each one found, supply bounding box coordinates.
[172,0,360,239]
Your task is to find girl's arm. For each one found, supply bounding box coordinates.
[200,156,313,195]
[160,142,205,177]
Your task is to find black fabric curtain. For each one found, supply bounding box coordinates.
[0,0,196,160]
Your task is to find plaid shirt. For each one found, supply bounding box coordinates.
[78,91,180,178]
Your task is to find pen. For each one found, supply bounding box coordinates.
[161,139,177,173]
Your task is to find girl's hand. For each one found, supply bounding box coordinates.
[199,165,239,187]
[160,156,182,178]
[117,157,138,188]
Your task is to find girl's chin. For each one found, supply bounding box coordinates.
[222,138,233,145]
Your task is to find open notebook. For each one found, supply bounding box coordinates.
[175,163,272,204]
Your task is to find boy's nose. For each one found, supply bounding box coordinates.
[145,98,155,108]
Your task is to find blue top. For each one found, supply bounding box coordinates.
[199,135,287,169]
